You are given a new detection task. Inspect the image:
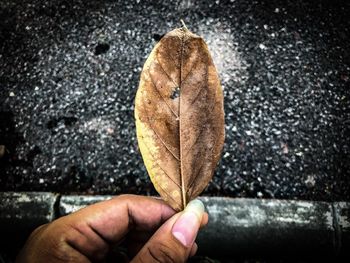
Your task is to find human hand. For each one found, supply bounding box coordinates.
[16,194,208,263]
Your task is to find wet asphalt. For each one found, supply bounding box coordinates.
[0,0,349,201]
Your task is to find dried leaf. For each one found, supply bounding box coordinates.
[135,25,225,211]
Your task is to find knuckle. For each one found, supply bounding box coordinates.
[38,222,83,262]
[27,223,48,241]
[49,234,86,263]
[146,241,184,263]
[114,194,136,203]
[117,194,134,199]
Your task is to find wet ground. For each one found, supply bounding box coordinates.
[0,0,350,201]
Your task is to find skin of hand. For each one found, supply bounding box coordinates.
[16,194,208,263]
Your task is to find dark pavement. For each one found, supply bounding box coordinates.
[0,0,349,201]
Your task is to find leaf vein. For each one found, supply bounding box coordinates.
[148,121,180,161]
[184,124,206,157]
[186,160,205,195]
[154,180,181,205]
[148,67,179,118]
[141,98,180,161]
[155,57,179,87]
[180,57,198,85]
[139,136,181,188]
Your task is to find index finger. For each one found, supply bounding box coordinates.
[66,194,176,243]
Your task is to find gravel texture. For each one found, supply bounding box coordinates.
[0,0,349,201]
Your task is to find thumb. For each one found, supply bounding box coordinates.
[131,199,205,263]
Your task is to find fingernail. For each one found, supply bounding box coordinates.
[172,199,205,247]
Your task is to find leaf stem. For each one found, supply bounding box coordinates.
[180,19,188,31]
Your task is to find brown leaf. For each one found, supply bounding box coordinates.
[135,25,225,211]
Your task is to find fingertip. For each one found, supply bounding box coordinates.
[185,200,208,228]
[189,242,198,257]
[184,199,205,220]
[200,212,209,228]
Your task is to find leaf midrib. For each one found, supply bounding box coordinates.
[179,28,186,209]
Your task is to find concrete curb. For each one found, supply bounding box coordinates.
[0,192,57,232]
[0,192,349,259]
